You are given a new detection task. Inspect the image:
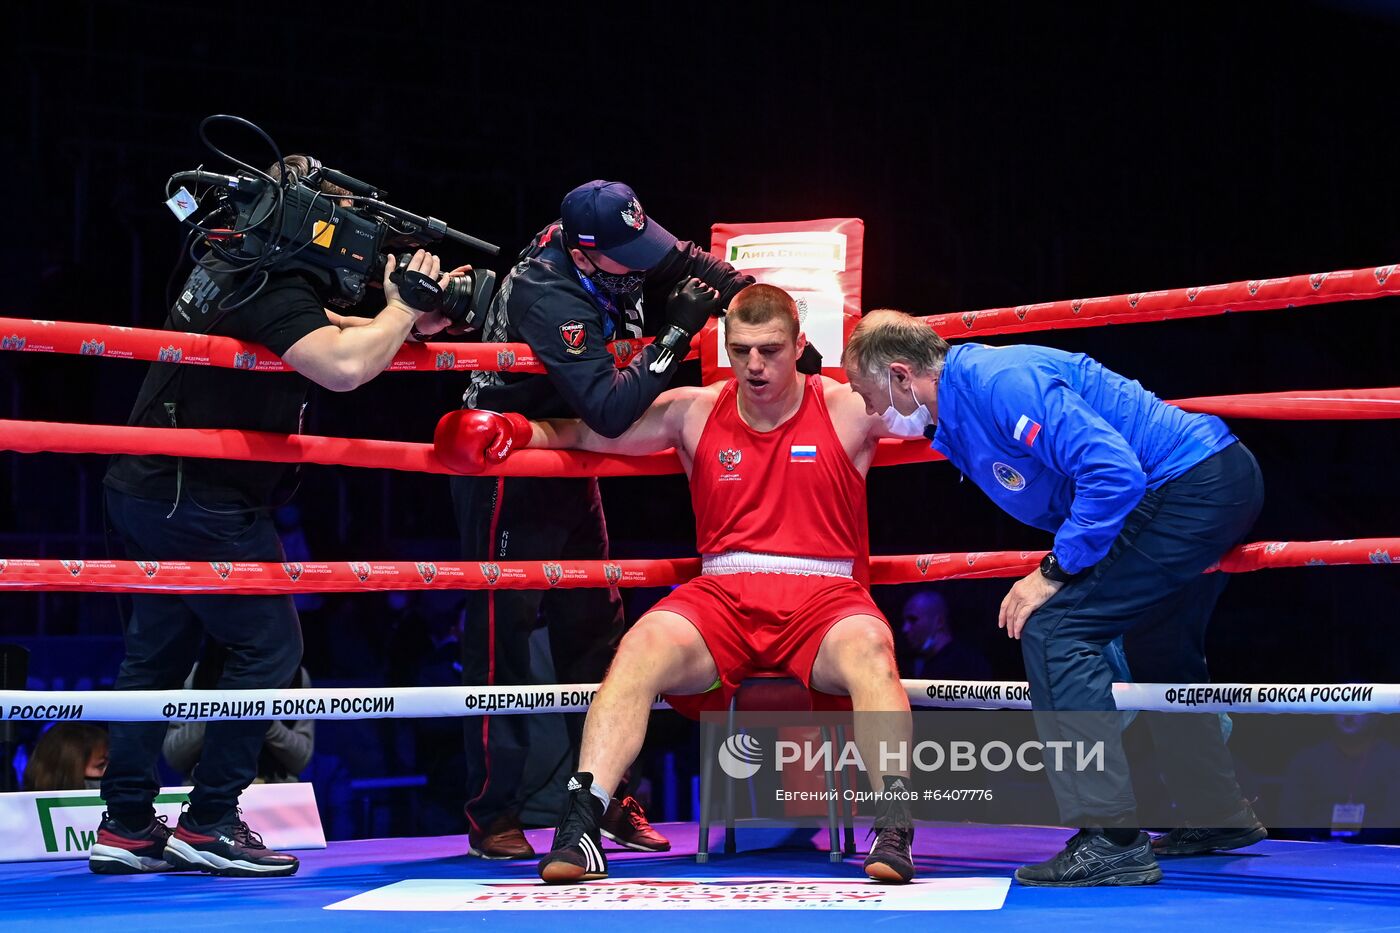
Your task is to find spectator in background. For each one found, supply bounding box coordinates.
[163,644,314,785]
[1281,713,1400,843]
[899,588,992,680]
[23,723,108,791]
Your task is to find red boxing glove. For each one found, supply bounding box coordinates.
[433,409,534,474]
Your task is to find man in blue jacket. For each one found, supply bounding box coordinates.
[843,310,1267,887]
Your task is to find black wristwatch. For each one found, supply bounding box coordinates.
[1039,552,1082,584]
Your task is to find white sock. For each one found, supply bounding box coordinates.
[590,782,611,812]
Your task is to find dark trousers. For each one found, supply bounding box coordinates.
[1020,442,1264,825]
[101,487,303,824]
[451,475,624,830]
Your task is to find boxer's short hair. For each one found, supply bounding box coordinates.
[844,309,949,378]
[727,283,799,341]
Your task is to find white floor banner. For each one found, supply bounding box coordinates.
[0,781,325,862]
[325,876,1011,912]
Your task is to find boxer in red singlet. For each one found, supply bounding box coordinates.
[435,285,915,884]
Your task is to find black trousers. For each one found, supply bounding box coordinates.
[101,487,303,824]
[1020,442,1265,825]
[451,475,624,830]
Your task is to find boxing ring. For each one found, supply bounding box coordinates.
[1,262,1398,928]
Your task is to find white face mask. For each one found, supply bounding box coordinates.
[881,371,934,437]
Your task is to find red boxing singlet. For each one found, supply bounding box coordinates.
[691,375,868,563]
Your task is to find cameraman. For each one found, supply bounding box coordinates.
[91,156,455,879]
[446,180,752,859]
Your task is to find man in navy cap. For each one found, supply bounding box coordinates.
[843,310,1267,887]
[449,180,753,859]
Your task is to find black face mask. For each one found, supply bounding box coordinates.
[583,255,645,296]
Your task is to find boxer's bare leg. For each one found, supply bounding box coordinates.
[579,610,718,795]
[811,614,912,790]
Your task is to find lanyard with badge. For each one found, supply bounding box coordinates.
[572,266,621,340]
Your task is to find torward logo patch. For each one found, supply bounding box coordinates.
[496,349,516,370]
[61,560,84,577]
[993,461,1026,492]
[233,351,258,370]
[560,320,587,355]
[1375,265,1395,286]
[210,561,233,580]
[603,562,623,585]
[348,562,372,583]
[416,562,438,584]
[620,197,646,231]
[542,562,564,587]
[282,562,305,582]
[479,562,502,585]
[718,448,743,473]
[79,340,106,356]
[136,561,160,578]
[435,351,456,371]
[158,345,183,363]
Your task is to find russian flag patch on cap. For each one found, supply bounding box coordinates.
[1014,415,1042,447]
[790,445,817,462]
[577,233,597,247]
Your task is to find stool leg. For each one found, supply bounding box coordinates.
[697,721,716,863]
[821,726,841,862]
[836,723,856,856]
[724,704,738,855]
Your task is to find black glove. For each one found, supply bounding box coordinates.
[389,262,444,314]
[649,277,721,373]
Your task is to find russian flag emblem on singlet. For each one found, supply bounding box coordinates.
[790,445,817,463]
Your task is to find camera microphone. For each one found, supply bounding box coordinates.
[317,167,384,199]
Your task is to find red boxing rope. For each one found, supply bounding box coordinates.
[0,317,670,374]
[3,387,1395,478]
[924,263,1400,339]
[1171,388,1400,420]
[0,539,1391,594]
[0,419,942,476]
[6,262,1398,373]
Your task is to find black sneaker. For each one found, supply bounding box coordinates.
[1152,802,1268,856]
[863,776,916,883]
[89,812,174,874]
[537,772,608,884]
[1015,830,1162,887]
[163,810,299,877]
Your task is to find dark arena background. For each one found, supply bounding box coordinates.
[2,1,1398,928]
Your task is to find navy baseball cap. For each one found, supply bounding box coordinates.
[560,180,678,270]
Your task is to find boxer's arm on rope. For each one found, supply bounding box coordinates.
[533,386,704,455]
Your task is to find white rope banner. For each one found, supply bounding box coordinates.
[2,681,1397,722]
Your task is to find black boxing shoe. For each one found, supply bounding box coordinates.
[1015,829,1162,887]
[1153,801,1268,855]
[863,776,916,883]
[88,812,174,875]
[538,773,608,884]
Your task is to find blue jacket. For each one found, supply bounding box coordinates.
[929,344,1236,573]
